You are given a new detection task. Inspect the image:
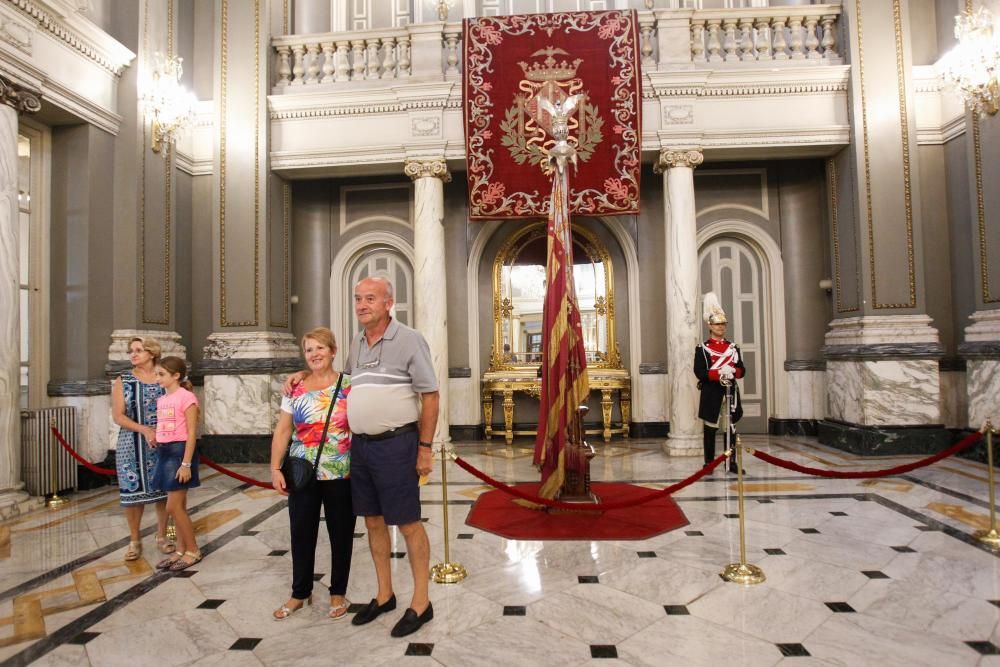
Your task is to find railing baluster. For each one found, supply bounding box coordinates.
[805,16,821,60]
[320,42,335,83]
[351,39,366,80]
[821,15,838,60]
[640,19,655,67]
[397,34,411,77]
[335,41,351,82]
[305,43,321,84]
[276,45,292,86]
[788,16,805,60]
[754,17,771,61]
[445,31,460,76]
[691,20,706,64]
[772,17,789,61]
[723,19,739,62]
[366,38,381,79]
[290,43,305,85]
[738,18,755,61]
[706,19,723,63]
[383,36,397,80]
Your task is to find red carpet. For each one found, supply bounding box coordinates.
[465,482,689,541]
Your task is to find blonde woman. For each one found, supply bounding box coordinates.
[111,336,172,560]
[270,327,355,620]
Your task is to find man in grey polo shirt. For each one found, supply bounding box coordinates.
[345,276,439,638]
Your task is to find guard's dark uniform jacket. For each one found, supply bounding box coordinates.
[693,337,746,425]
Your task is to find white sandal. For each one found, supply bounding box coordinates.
[124,540,142,561]
[328,597,350,621]
[273,596,311,620]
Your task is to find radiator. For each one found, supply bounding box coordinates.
[21,407,78,496]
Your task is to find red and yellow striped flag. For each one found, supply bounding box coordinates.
[533,170,590,500]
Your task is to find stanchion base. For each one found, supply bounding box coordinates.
[431,561,468,584]
[974,528,1000,548]
[721,562,766,585]
[46,494,70,509]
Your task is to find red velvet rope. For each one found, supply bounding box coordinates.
[199,456,274,489]
[51,426,116,476]
[750,431,984,479]
[453,453,728,511]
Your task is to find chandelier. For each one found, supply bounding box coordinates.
[142,53,196,153]
[940,6,1000,116]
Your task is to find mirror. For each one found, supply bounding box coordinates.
[490,222,622,371]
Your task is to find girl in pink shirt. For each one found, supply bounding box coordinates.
[151,356,202,572]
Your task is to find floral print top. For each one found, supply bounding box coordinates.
[280,374,351,481]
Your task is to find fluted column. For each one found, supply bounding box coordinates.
[656,149,704,456]
[405,158,451,444]
[0,76,40,514]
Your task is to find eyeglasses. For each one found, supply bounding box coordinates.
[355,337,384,370]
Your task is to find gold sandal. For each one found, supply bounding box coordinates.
[124,541,142,561]
[273,596,311,620]
[169,550,202,571]
[155,534,176,554]
[328,597,350,621]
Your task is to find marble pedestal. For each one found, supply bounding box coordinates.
[961,310,1000,430]
[821,316,947,454]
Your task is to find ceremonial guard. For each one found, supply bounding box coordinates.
[693,293,746,474]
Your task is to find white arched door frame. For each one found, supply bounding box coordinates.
[330,231,414,354]
[696,220,787,422]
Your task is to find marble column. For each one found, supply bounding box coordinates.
[404,158,451,444]
[656,149,703,456]
[0,76,40,516]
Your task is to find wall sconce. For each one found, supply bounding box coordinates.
[941,6,1000,116]
[142,53,196,153]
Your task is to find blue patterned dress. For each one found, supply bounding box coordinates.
[116,372,167,506]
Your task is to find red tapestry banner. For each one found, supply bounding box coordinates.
[463,11,641,219]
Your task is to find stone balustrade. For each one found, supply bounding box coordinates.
[271,5,841,91]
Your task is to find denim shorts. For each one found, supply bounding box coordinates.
[151,441,200,492]
[350,430,420,526]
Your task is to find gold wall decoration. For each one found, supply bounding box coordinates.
[218,0,262,327]
[828,156,859,313]
[269,182,291,327]
[972,114,996,303]
[855,0,917,310]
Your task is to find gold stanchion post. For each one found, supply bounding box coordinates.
[46,420,69,508]
[975,420,1000,548]
[721,435,765,585]
[431,443,468,584]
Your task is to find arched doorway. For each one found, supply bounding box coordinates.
[698,236,767,433]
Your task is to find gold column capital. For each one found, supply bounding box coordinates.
[655,149,704,173]
[0,74,40,115]
[404,158,451,183]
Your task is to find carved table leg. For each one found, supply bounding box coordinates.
[621,387,632,438]
[601,389,613,442]
[482,388,494,440]
[503,389,515,445]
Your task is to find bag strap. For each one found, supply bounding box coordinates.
[312,372,344,474]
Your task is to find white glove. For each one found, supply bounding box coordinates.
[720,369,735,381]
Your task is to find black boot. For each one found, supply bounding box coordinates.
[703,426,717,467]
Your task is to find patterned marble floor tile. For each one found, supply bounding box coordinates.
[617,614,782,667]
[529,582,664,644]
[84,608,240,667]
[756,553,871,603]
[687,583,832,644]
[430,616,590,667]
[597,555,724,606]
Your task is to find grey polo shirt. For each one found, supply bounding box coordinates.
[343,318,439,435]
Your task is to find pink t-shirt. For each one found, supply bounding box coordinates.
[156,388,199,443]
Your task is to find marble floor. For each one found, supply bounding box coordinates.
[2,435,1000,666]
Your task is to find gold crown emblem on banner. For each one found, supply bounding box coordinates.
[518,47,583,82]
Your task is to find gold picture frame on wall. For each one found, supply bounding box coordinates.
[489,222,623,372]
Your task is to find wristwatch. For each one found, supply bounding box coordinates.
[418,441,433,449]
[180,462,192,468]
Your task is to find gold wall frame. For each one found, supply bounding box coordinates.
[488,222,623,372]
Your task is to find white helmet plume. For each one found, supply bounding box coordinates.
[702,292,728,325]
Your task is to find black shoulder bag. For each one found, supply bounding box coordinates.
[279,373,344,494]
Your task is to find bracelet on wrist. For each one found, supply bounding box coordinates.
[418,441,433,449]
[180,462,192,468]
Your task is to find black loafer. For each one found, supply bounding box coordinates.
[390,603,433,637]
[351,594,396,626]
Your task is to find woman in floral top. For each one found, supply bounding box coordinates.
[270,327,355,621]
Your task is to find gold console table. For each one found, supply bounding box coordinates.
[482,368,631,444]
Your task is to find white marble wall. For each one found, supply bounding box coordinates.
[785,370,826,420]
[50,395,113,463]
[636,373,669,423]
[449,376,479,427]
[203,374,288,435]
[939,370,968,430]
[108,329,188,361]
[827,360,940,426]
[967,360,1000,431]
[203,331,300,360]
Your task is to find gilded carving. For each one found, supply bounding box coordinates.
[404,159,451,182]
[828,157,859,313]
[654,149,704,172]
[972,114,995,303]
[0,74,40,114]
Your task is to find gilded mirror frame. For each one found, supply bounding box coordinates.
[489,222,623,371]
